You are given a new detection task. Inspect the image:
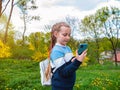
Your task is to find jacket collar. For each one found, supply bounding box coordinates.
[56,43,66,47]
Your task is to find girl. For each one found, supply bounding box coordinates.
[49,22,87,90]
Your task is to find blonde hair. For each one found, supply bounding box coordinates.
[50,22,70,49]
[45,22,70,81]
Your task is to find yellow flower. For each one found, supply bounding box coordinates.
[0,40,11,58]
[29,44,35,50]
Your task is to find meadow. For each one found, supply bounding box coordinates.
[0,59,120,90]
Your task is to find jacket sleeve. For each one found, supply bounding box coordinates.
[59,59,82,77]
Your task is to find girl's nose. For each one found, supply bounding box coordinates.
[67,35,70,39]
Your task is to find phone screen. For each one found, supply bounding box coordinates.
[78,43,88,55]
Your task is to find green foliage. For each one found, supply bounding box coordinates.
[11,46,33,60]
[28,32,50,61]
[81,57,89,67]
[81,13,103,62]
[96,7,110,23]
[100,37,112,51]
[68,37,79,54]
[96,7,120,55]
[80,6,120,64]
[0,59,120,90]
[0,59,51,90]
[86,41,98,63]
[74,62,120,90]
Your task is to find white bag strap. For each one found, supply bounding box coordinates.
[52,56,66,73]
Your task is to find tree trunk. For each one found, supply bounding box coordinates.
[94,27,100,63]
[0,0,2,17]
[0,0,10,18]
[22,12,26,45]
[96,38,100,63]
[114,49,118,66]
[4,0,14,43]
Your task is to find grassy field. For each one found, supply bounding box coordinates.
[0,59,120,90]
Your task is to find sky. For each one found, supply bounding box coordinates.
[2,0,120,36]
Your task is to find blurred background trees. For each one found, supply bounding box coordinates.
[0,0,120,66]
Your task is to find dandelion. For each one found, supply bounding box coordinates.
[18,86,21,88]
[6,88,9,90]
[102,87,106,90]
[75,84,80,89]
[91,77,102,87]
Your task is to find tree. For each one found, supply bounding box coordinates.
[43,24,52,32]
[0,0,2,16]
[0,0,12,43]
[17,0,40,45]
[0,0,10,17]
[28,32,50,61]
[4,0,14,44]
[81,14,103,63]
[65,16,80,39]
[97,7,120,66]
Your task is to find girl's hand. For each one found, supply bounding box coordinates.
[71,57,76,62]
[75,49,87,62]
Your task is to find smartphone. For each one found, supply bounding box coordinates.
[78,43,88,55]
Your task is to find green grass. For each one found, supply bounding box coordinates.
[0,59,120,90]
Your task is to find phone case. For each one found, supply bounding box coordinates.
[78,43,88,55]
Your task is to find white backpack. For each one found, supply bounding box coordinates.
[39,57,66,86]
[39,59,52,86]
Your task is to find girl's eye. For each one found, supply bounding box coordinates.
[63,33,71,37]
[63,34,67,36]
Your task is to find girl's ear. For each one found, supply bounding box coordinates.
[53,31,58,37]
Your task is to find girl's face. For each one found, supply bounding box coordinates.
[55,26,71,46]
